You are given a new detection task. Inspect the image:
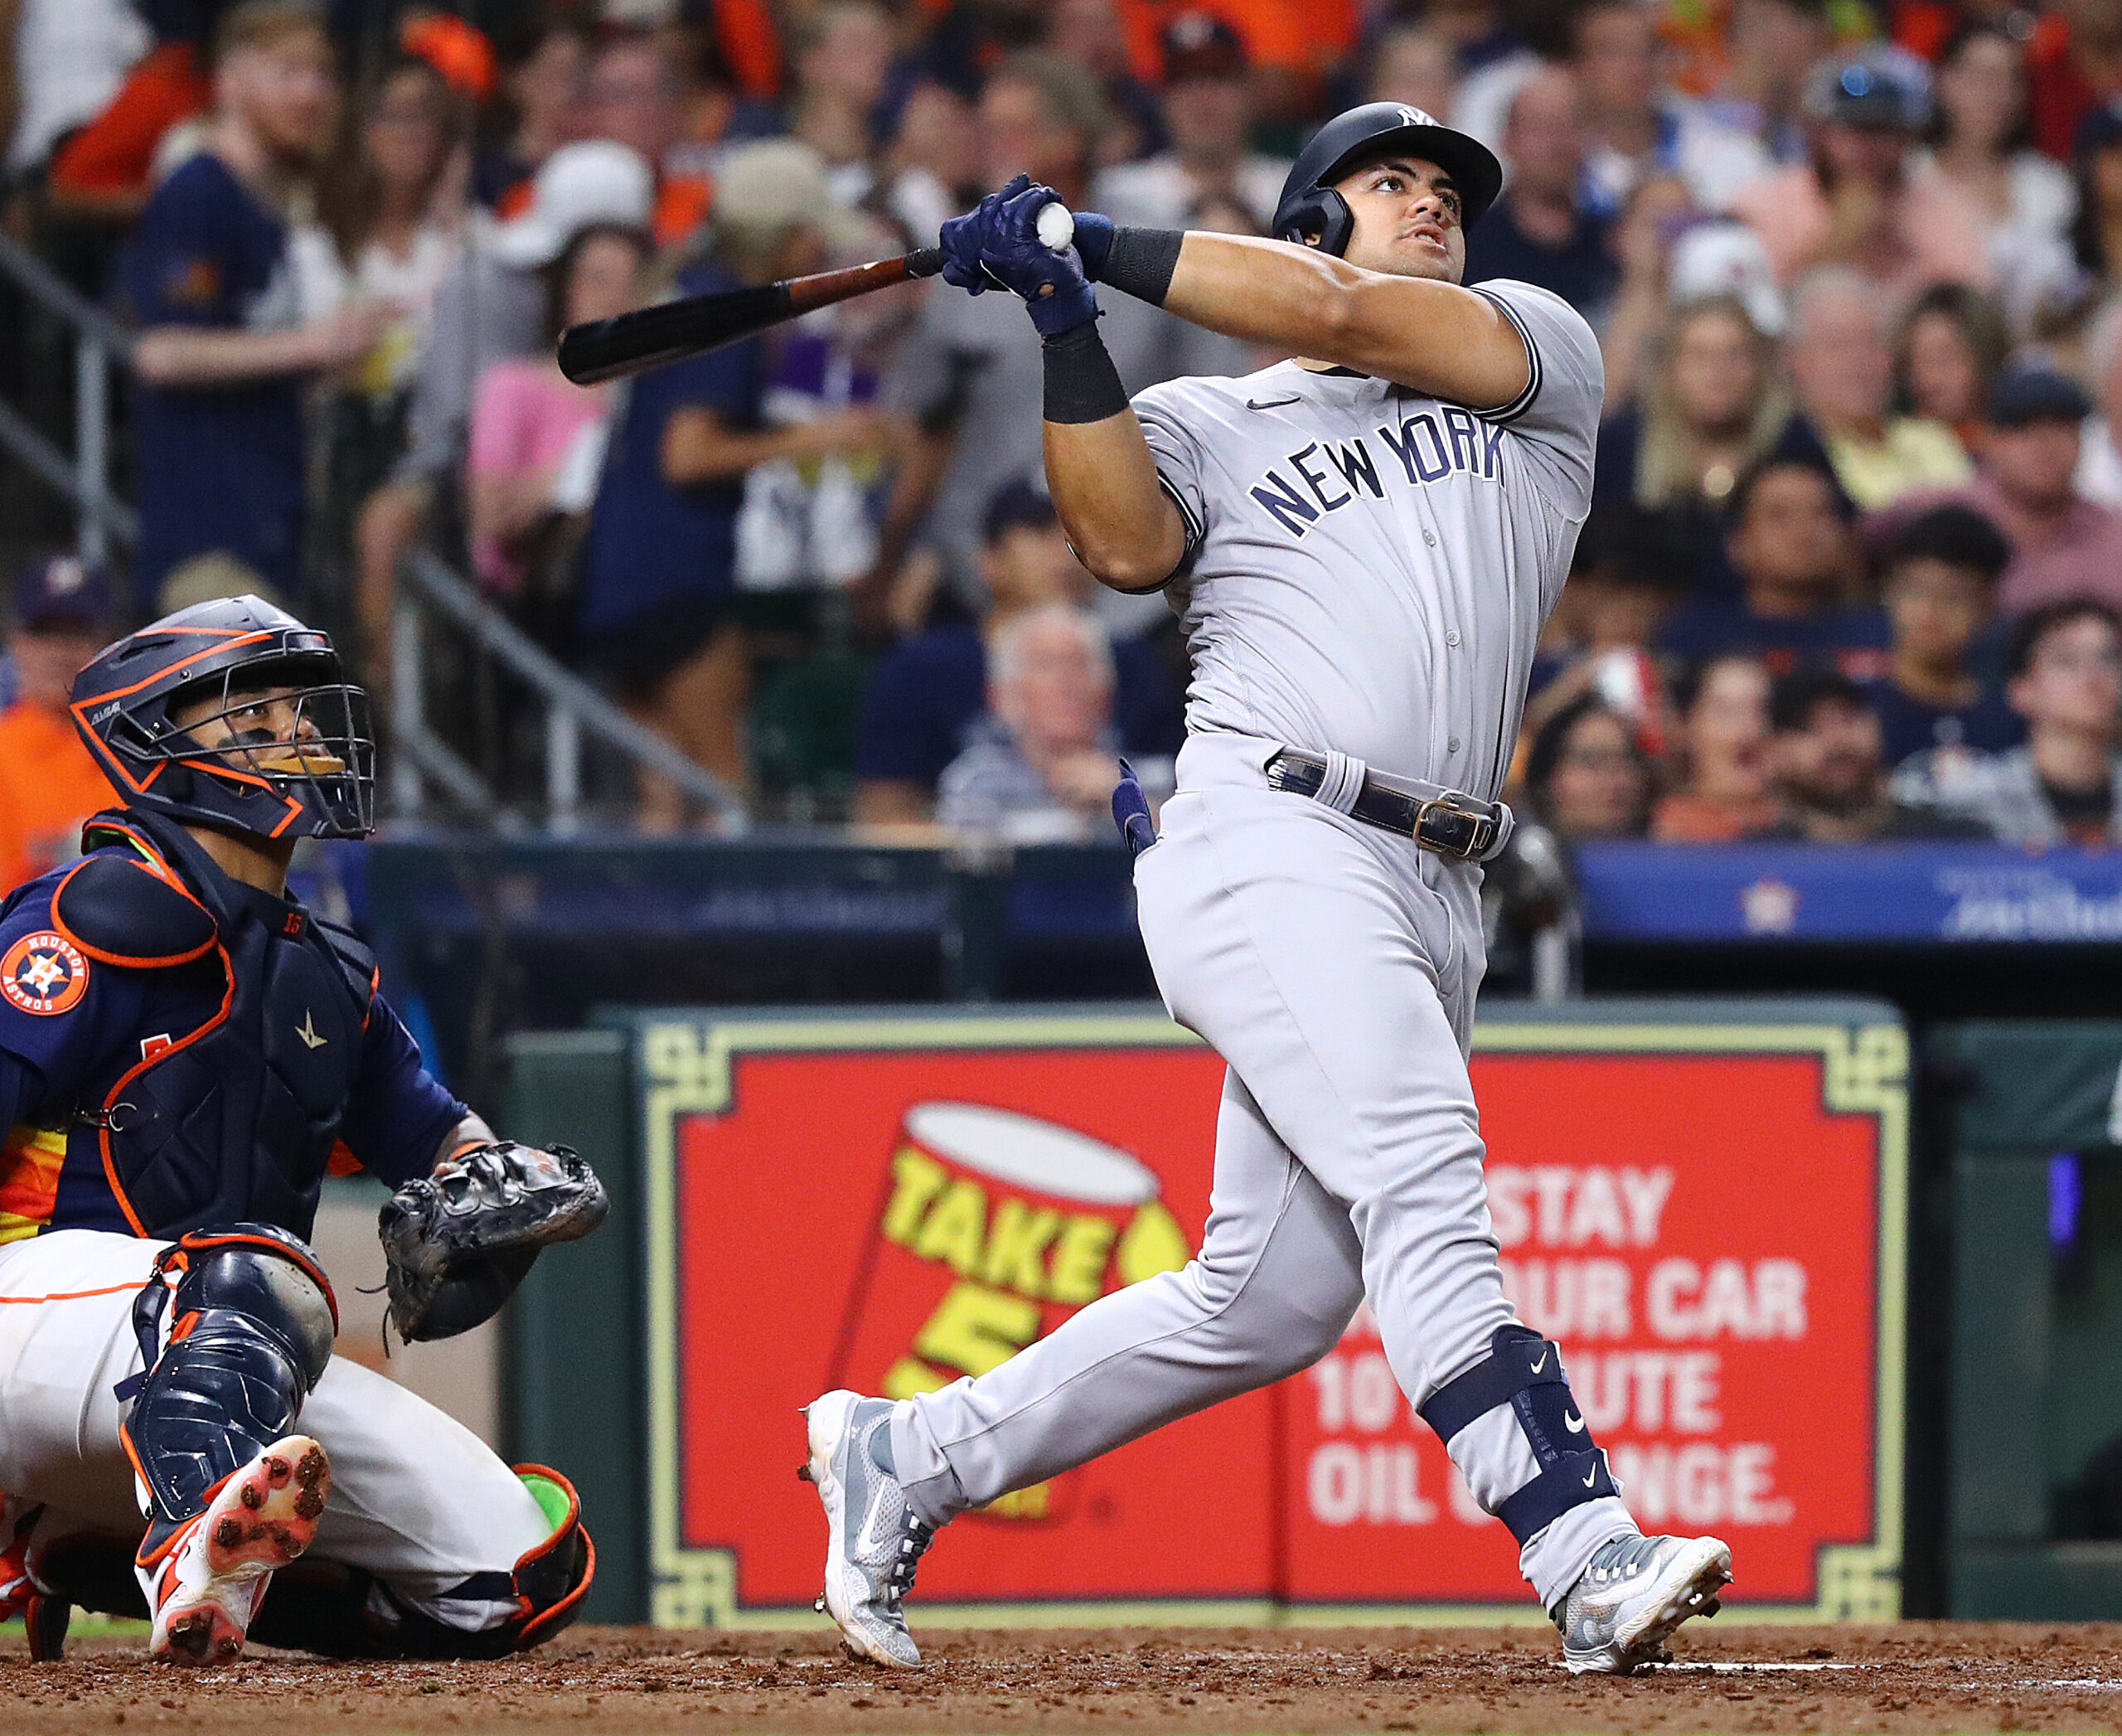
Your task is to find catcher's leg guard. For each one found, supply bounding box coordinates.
[244,1465,595,1660]
[119,1226,337,1553]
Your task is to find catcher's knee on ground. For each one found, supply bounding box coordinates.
[119,1225,337,1530]
[246,1465,593,1658]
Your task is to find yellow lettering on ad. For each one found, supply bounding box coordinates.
[1114,1200,1191,1287]
[981,1199,1063,1297]
[881,1147,948,1245]
[913,1179,988,1277]
[1046,1214,1118,1305]
[913,1281,1042,1377]
[881,1356,951,1401]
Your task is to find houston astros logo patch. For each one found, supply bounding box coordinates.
[2,932,90,1016]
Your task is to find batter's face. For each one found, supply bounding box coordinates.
[1328,154,1465,283]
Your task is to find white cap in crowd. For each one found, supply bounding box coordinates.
[490,140,656,269]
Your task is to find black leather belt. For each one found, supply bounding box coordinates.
[1266,749,1506,861]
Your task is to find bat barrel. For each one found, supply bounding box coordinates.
[557,282,792,386]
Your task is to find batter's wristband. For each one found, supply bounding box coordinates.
[1042,321,1131,424]
[1102,226,1185,307]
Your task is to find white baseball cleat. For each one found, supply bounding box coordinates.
[142,1435,331,1666]
[1553,1532,1732,1675]
[799,1389,933,1667]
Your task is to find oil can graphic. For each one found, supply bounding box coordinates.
[830,1101,1193,1518]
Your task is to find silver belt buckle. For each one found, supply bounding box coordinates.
[1412,793,1488,859]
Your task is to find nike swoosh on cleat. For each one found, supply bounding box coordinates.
[1530,1350,1549,1373]
[1245,395,1301,410]
[1581,1465,1599,1486]
[1564,1410,1587,1433]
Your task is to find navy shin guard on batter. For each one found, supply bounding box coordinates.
[1418,1325,1617,1543]
[119,1225,337,1541]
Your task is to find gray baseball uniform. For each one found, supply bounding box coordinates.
[888,279,1640,1609]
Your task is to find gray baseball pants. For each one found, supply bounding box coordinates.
[890,733,1638,1608]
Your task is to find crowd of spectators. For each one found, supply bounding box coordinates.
[2,0,2122,864]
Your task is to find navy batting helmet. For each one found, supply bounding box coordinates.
[69,595,376,841]
[1272,102,1504,257]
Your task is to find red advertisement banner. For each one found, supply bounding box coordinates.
[641,1011,1904,1627]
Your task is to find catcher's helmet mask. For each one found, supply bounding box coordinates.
[1272,102,1504,260]
[70,595,376,841]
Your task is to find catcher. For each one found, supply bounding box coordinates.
[0,594,605,1666]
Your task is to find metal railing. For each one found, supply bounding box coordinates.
[394,548,745,830]
[0,229,744,831]
[0,229,134,560]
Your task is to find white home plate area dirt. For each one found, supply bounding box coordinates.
[3,1622,2121,1733]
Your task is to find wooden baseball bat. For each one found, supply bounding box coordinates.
[557,245,945,386]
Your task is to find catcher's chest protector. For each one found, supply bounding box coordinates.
[60,810,374,1240]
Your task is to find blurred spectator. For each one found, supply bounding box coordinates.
[936,602,1161,841]
[1693,0,1829,168]
[157,547,283,616]
[1894,599,2122,846]
[1047,0,1163,167]
[1894,282,2008,441]
[2,0,150,186]
[879,78,981,242]
[0,558,115,895]
[1729,47,1992,298]
[354,138,653,679]
[124,0,390,613]
[1945,364,2122,617]
[2071,99,2122,306]
[789,1,895,205]
[583,32,710,246]
[1094,12,1289,233]
[46,10,211,225]
[1463,66,1618,319]
[472,19,589,209]
[1785,266,1973,510]
[1594,293,1790,589]
[1754,667,1987,840]
[2076,293,2122,509]
[1913,24,2078,325]
[467,223,645,596]
[1659,455,1887,672]
[2029,0,2122,164]
[1567,0,1767,215]
[1522,694,1652,842]
[581,141,894,829]
[855,477,1180,824]
[298,55,469,638]
[1863,502,2023,764]
[1366,22,1459,120]
[1596,171,1702,407]
[1651,652,1780,841]
[872,51,1248,625]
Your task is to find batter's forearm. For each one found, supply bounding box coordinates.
[1044,413,1187,594]
[1130,230,1529,411]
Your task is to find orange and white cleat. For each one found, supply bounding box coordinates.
[140,1436,330,1666]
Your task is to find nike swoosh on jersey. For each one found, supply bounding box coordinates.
[1245,395,1302,410]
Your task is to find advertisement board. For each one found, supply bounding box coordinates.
[637,1005,1905,1628]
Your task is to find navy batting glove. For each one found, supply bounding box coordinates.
[1071,211,1116,280]
[1112,759,1156,857]
[981,181,1098,337]
[937,172,1030,293]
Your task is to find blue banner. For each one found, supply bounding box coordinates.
[1575,842,2122,943]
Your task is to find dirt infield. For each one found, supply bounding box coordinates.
[3,1621,2121,1734]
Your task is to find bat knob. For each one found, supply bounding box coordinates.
[1036,201,1075,252]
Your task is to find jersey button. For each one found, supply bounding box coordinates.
[1423,530,1438,547]
[1448,736,1461,754]
[1446,630,1461,647]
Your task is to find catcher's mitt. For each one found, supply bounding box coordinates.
[379,1142,608,1341]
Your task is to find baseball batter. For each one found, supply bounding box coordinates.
[0,596,603,1666]
[805,104,1732,1675]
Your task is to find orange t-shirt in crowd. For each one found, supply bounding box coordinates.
[0,701,110,895]
[1650,791,1782,844]
[1113,0,1358,83]
[713,0,782,98]
[49,42,211,202]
